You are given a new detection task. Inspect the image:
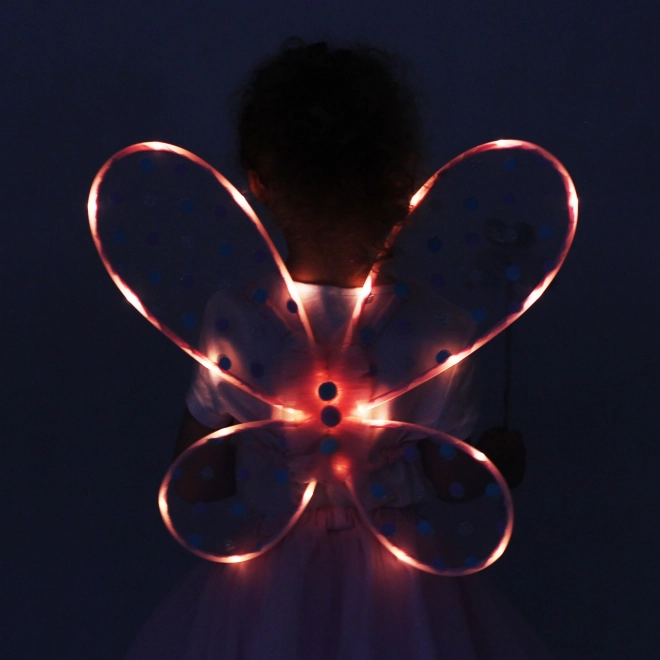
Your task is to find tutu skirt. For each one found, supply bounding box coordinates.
[125,507,553,659]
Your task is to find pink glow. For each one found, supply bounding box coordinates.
[360,139,579,412]
[88,142,318,413]
[347,420,514,576]
[91,138,574,575]
[158,419,317,563]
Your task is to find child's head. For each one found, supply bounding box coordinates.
[233,38,428,264]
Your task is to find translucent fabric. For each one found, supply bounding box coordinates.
[88,139,577,575]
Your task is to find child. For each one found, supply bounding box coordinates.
[121,39,557,659]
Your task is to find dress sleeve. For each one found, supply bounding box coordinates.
[185,364,235,429]
[432,353,481,441]
[184,293,235,429]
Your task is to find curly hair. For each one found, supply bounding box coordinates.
[231,38,429,262]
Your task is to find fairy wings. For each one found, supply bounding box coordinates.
[88,140,577,576]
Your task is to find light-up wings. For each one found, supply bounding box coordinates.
[88,143,321,413]
[354,140,577,413]
[88,140,576,575]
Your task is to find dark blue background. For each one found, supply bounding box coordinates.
[2,1,657,658]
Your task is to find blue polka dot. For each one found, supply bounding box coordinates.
[218,355,231,370]
[320,437,339,456]
[252,288,268,304]
[394,282,409,297]
[359,327,375,343]
[380,522,396,537]
[449,482,465,498]
[427,236,442,252]
[471,308,487,323]
[430,273,444,289]
[318,382,337,401]
[139,157,154,172]
[435,350,451,364]
[508,301,523,314]
[253,249,268,264]
[192,502,208,515]
[505,265,521,281]
[439,444,456,460]
[231,502,246,517]
[187,534,203,548]
[465,556,479,567]
[417,520,433,536]
[286,299,298,314]
[486,483,502,498]
[215,204,227,218]
[113,229,126,243]
[274,468,289,484]
[237,468,251,482]
[181,274,194,289]
[538,225,553,240]
[148,269,162,285]
[250,362,265,378]
[182,313,197,329]
[371,483,386,499]
[464,197,479,211]
[180,199,194,214]
[465,232,480,246]
[504,157,518,171]
[320,406,341,427]
[403,445,419,462]
[431,557,446,570]
[215,317,230,332]
[200,466,215,480]
[110,191,123,206]
[172,467,182,480]
[218,241,232,257]
[174,162,188,176]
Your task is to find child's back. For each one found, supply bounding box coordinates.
[109,38,567,659]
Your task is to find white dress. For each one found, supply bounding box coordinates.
[125,281,554,660]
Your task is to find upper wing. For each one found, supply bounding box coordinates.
[87,142,322,413]
[344,140,578,412]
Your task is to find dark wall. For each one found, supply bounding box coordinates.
[2,1,657,658]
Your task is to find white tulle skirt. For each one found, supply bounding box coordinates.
[125,507,553,660]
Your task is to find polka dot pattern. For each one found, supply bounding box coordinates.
[320,406,341,427]
[320,437,339,456]
[318,382,337,401]
[380,522,396,538]
[449,482,465,498]
[92,142,571,570]
[218,241,232,257]
[371,483,386,499]
[417,520,433,536]
[439,444,456,459]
